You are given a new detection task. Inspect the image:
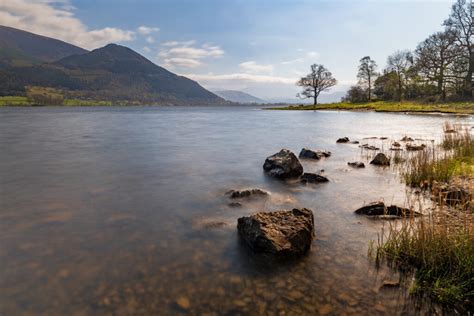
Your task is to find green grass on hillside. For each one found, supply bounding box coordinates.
[0,96,31,106]
[269,101,474,114]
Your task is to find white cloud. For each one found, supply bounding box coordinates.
[306,51,320,58]
[143,46,151,53]
[165,58,202,68]
[137,26,160,35]
[0,0,135,50]
[146,36,155,44]
[185,73,296,85]
[239,61,274,74]
[281,58,304,65]
[159,41,224,68]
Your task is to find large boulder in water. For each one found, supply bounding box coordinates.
[263,149,303,179]
[237,208,315,257]
[370,153,390,166]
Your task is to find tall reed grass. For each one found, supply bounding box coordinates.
[374,122,474,308]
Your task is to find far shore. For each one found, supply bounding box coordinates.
[267,101,474,115]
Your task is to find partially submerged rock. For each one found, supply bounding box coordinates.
[336,137,350,143]
[348,161,365,168]
[263,149,303,179]
[350,141,360,144]
[226,188,269,199]
[400,136,414,142]
[237,208,315,257]
[392,142,401,147]
[406,144,426,151]
[299,148,330,160]
[370,153,390,166]
[354,202,420,217]
[300,173,329,184]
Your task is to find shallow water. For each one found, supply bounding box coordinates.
[0,106,471,315]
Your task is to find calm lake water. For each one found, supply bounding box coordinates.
[0,106,471,315]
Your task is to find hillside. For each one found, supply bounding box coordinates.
[0,27,225,105]
[0,25,87,68]
[214,90,265,104]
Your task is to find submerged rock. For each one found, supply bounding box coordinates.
[226,188,269,199]
[336,137,350,143]
[350,141,360,144]
[300,173,329,183]
[392,142,401,147]
[263,149,303,179]
[354,201,420,217]
[237,208,315,257]
[370,153,390,166]
[348,161,365,168]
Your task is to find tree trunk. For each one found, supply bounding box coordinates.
[368,76,371,101]
[464,52,473,98]
[398,73,402,101]
[437,71,444,101]
[313,96,317,105]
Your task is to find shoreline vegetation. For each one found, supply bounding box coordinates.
[268,101,474,115]
[372,122,473,309]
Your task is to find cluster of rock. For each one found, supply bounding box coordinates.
[263,149,329,183]
[234,137,423,259]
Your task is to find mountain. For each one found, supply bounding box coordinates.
[0,26,225,105]
[213,90,265,104]
[0,25,87,68]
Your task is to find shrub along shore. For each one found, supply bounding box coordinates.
[268,101,474,115]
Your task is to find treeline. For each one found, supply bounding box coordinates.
[344,0,473,103]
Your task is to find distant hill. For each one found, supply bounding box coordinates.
[0,27,225,105]
[0,25,87,68]
[214,90,265,104]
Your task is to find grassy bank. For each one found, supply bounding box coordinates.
[0,96,115,106]
[374,124,474,309]
[269,101,474,114]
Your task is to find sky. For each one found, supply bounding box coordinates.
[0,0,455,102]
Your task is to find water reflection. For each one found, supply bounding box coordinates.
[0,106,470,315]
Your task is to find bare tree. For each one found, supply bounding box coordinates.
[297,64,337,105]
[443,0,473,97]
[387,50,414,101]
[415,30,460,100]
[357,56,378,101]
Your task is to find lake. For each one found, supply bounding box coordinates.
[0,106,470,315]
